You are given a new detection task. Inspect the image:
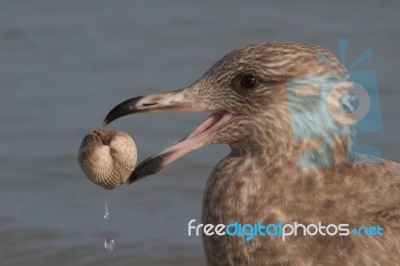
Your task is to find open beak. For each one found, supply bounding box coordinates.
[103,89,237,184]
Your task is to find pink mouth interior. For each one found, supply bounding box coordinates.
[186,111,236,140]
[134,111,238,176]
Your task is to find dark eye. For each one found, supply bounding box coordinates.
[240,74,257,89]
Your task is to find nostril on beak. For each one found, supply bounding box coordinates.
[141,102,158,107]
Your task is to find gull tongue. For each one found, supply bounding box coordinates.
[186,113,222,139]
[128,114,226,183]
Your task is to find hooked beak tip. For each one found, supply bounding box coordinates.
[103,96,145,127]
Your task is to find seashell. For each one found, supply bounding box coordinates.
[78,129,137,190]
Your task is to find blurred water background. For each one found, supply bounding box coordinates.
[0,0,399,265]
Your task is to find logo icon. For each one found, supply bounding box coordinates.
[286,39,382,168]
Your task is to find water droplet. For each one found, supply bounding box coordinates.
[104,201,110,220]
[104,236,115,251]
[103,201,115,250]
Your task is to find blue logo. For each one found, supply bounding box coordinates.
[188,219,384,241]
[286,39,382,168]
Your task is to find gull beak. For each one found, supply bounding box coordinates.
[103,89,203,127]
[103,89,237,184]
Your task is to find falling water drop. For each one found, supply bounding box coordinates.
[104,236,115,251]
[103,201,115,251]
[104,201,110,220]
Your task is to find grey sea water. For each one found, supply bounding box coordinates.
[0,1,399,265]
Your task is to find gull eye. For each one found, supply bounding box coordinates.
[240,74,257,89]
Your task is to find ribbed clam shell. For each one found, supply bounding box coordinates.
[78,130,137,190]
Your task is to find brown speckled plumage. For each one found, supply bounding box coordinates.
[101,42,400,265]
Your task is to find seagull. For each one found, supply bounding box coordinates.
[103,42,400,265]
